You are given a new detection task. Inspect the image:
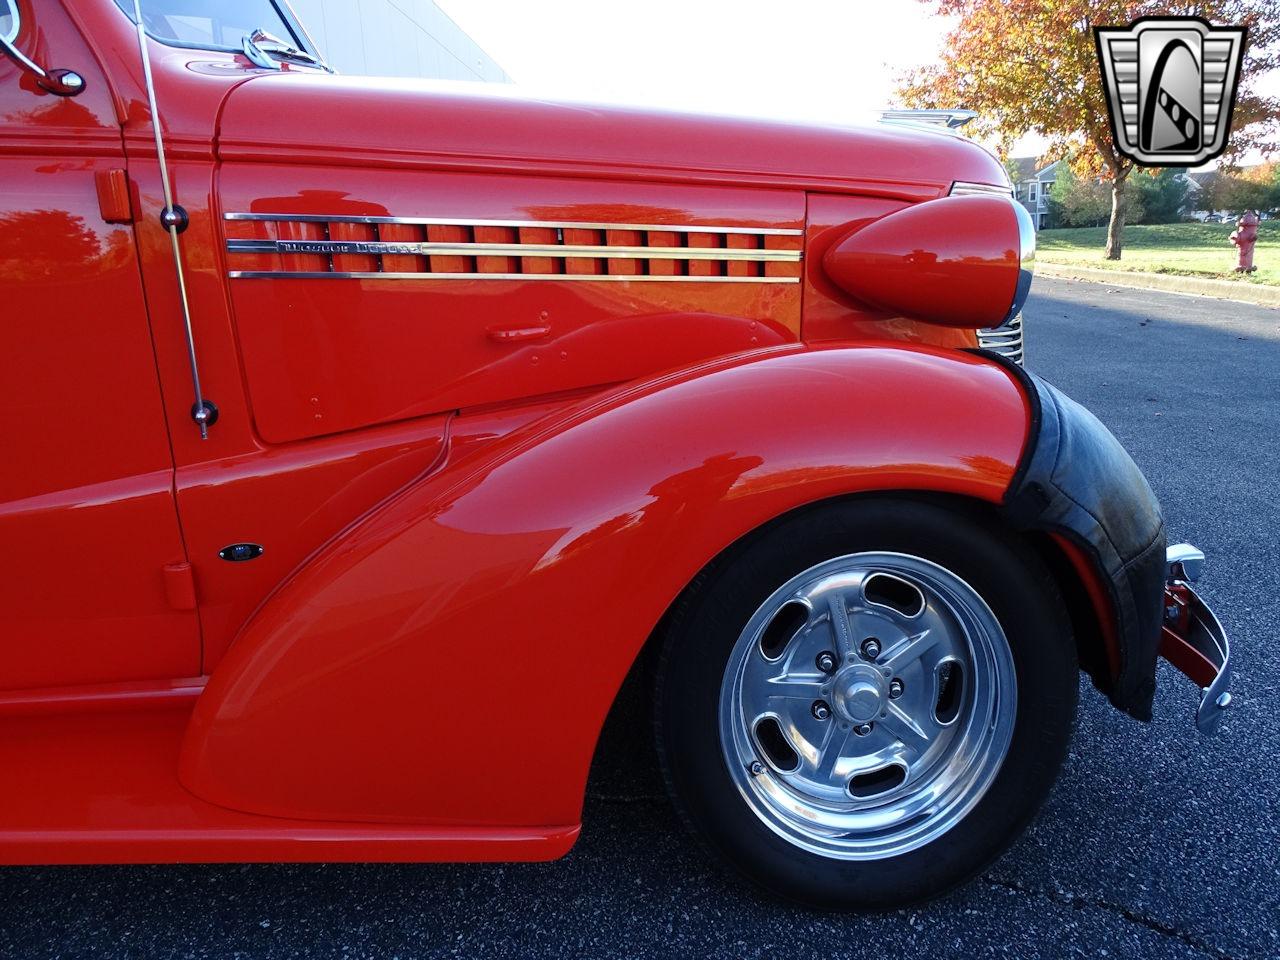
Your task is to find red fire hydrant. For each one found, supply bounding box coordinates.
[1230,211,1259,273]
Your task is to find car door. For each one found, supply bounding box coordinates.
[0,0,200,691]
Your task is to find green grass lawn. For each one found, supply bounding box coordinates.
[1036,221,1280,286]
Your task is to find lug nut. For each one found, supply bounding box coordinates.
[861,638,882,661]
[749,760,765,776]
[811,700,832,721]
[889,679,904,699]
[854,723,874,737]
[816,651,837,673]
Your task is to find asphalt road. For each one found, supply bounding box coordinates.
[2,277,1277,960]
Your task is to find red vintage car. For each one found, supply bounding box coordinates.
[0,0,1231,909]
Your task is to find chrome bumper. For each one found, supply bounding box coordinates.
[1160,544,1232,734]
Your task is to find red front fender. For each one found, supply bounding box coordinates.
[179,345,1030,828]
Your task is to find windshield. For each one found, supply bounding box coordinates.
[112,0,306,54]
[0,0,17,45]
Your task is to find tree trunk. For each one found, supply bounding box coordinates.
[1105,173,1128,260]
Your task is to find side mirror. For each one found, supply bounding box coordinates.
[0,2,85,97]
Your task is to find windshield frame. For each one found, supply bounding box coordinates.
[112,0,322,62]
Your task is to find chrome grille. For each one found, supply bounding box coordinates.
[978,313,1025,365]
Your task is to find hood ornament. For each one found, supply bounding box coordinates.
[879,109,978,130]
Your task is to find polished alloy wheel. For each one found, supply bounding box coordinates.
[719,551,1017,861]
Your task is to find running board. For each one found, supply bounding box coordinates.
[0,702,577,864]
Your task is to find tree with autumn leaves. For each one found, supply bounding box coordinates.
[899,1,1280,258]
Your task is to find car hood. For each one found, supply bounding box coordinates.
[216,73,1007,198]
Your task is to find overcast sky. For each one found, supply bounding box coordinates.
[435,0,1278,167]
[434,2,968,133]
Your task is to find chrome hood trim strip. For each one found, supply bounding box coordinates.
[227,238,801,262]
[228,271,800,283]
[224,212,803,236]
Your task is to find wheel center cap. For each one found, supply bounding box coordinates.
[832,665,886,723]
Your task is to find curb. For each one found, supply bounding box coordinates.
[1035,262,1280,308]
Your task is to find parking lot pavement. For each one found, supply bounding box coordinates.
[2,277,1277,960]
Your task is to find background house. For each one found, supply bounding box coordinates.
[289,0,510,82]
[1184,172,1214,219]
[1181,169,1278,221]
[1008,158,1060,229]
[1008,156,1210,228]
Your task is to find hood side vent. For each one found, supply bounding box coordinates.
[223,214,803,283]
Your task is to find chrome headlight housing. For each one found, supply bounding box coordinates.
[950,182,1031,366]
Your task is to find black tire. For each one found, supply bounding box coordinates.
[654,497,1077,909]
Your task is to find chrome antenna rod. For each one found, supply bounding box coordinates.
[131,0,214,439]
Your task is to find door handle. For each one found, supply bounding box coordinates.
[487,323,552,343]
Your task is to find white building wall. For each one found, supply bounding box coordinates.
[287,0,510,82]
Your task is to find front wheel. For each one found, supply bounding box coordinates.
[654,498,1077,909]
